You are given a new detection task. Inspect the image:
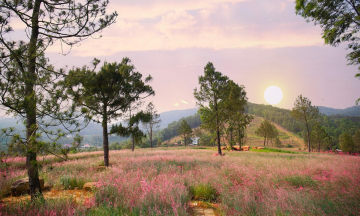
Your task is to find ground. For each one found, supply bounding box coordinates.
[0,148,359,215]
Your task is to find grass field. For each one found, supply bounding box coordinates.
[1,148,359,215]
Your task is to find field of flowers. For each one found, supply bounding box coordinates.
[1,148,360,215]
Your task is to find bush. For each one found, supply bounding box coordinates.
[190,184,218,202]
[60,176,85,190]
[284,175,317,188]
[286,144,293,148]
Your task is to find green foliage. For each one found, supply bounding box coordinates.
[295,0,360,103]
[177,119,193,146]
[66,58,154,165]
[142,102,161,148]
[194,62,243,154]
[339,132,356,153]
[190,184,218,202]
[284,175,317,188]
[109,142,122,150]
[60,176,85,190]
[159,114,201,141]
[291,95,319,152]
[275,137,282,148]
[255,119,278,146]
[250,147,301,154]
[199,134,215,146]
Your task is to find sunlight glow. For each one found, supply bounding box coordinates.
[264,86,283,105]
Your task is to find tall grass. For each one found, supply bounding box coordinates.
[0,149,359,215]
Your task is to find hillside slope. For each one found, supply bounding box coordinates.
[163,115,304,149]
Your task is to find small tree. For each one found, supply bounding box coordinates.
[255,119,274,146]
[177,119,193,147]
[353,130,360,153]
[312,123,328,152]
[65,58,154,166]
[339,132,355,154]
[194,62,231,155]
[142,102,161,148]
[290,95,319,153]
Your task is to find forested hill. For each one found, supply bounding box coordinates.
[318,106,360,116]
[247,102,360,149]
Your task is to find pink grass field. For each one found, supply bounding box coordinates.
[0,148,359,215]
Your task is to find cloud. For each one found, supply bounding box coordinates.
[156,10,196,34]
[174,103,179,107]
[181,100,189,104]
[45,0,323,56]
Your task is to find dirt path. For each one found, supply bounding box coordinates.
[190,201,219,216]
[1,189,92,205]
[272,122,304,147]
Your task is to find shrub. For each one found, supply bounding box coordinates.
[284,175,317,188]
[190,184,218,202]
[60,175,85,190]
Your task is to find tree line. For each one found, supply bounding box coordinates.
[250,96,360,153]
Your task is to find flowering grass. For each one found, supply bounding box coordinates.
[0,148,359,215]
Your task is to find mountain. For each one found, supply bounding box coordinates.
[158,108,198,128]
[0,108,199,136]
[318,106,360,116]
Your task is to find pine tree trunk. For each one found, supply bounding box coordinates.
[132,136,135,152]
[26,0,42,201]
[306,124,311,153]
[150,127,153,148]
[230,130,233,149]
[102,112,109,166]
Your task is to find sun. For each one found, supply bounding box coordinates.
[264,86,283,105]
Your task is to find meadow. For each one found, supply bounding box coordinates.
[0,148,359,215]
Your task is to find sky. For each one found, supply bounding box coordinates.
[12,0,360,113]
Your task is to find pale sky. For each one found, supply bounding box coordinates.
[40,0,360,112]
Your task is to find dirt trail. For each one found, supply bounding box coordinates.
[272,122,304,147]
[190,201,219,216]
[1,189,92,205]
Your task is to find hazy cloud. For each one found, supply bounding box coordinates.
[45,0,323,56]
[181,100,189,104]
[174,103,179,107]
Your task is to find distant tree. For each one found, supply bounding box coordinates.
[353,130,360,153]
[142,102,161,148]
[0,0,116,200]
[311,123,328,152]
[255,119,276,146]
[65,58,154,166]
[295,0,360,104]
[339,132,355,154]
[268,124,279,146]
[290,95,319,153]
[121,101,146,152]
[275,137,282,148]
[157,139,162,147]
[177,119,193,147]
[194,62,231,155]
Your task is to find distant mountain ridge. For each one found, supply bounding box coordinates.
[1,105,358,136]
[158,108,198,128]
[318,106,360,116]
[0,108,199,136]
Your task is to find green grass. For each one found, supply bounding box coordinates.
[190,184,218,202]
[60,175,85,190]
[250,147,302,154]
[283,175,318,188]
